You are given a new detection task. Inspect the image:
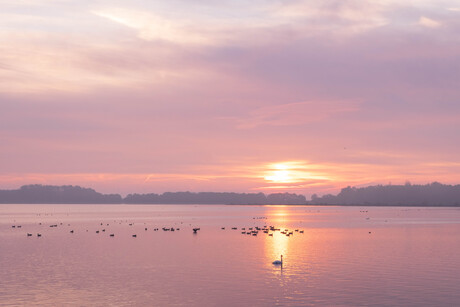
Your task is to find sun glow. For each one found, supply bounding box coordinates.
[264,163,292,183]
[263,161,329,184]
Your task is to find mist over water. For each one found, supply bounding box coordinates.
[1,205,459,306]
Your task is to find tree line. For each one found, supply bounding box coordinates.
[309,182,460,206]
[0,184,307,205]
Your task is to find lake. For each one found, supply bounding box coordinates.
[1,204,459,306]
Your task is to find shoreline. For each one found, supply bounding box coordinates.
[1,203,459,207]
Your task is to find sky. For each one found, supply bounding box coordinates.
[1,0,460,197]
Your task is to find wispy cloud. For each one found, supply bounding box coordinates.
[419,16,441,28]
[235,100,359,129]
[270,0,389,34]
[92,9,213,45]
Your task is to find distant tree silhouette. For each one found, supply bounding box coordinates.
[124,191,306,205]
[5,183,458,206]
[0,185,122,204]
[0,185,307,205]
[309,182,460,206]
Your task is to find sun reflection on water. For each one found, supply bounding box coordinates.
[266,231,290,263]
[264,207,291,275]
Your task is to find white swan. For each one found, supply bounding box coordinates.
[272,255,283,265]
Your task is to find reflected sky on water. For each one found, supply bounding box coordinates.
[1,205,460,306]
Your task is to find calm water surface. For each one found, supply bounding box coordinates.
[1,205,459,306]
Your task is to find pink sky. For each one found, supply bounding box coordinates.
[1,1,460,197]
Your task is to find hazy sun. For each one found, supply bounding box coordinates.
[264,163,293,183]
[263,161,330,186]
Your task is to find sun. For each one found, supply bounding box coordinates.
[264,163,293,183]
[263,161,330,186]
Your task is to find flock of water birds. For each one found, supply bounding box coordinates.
[10,216,306,265]
[11,221,304,238]
[12,222,304,235]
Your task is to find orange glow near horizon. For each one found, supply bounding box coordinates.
[3,157,460,197]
